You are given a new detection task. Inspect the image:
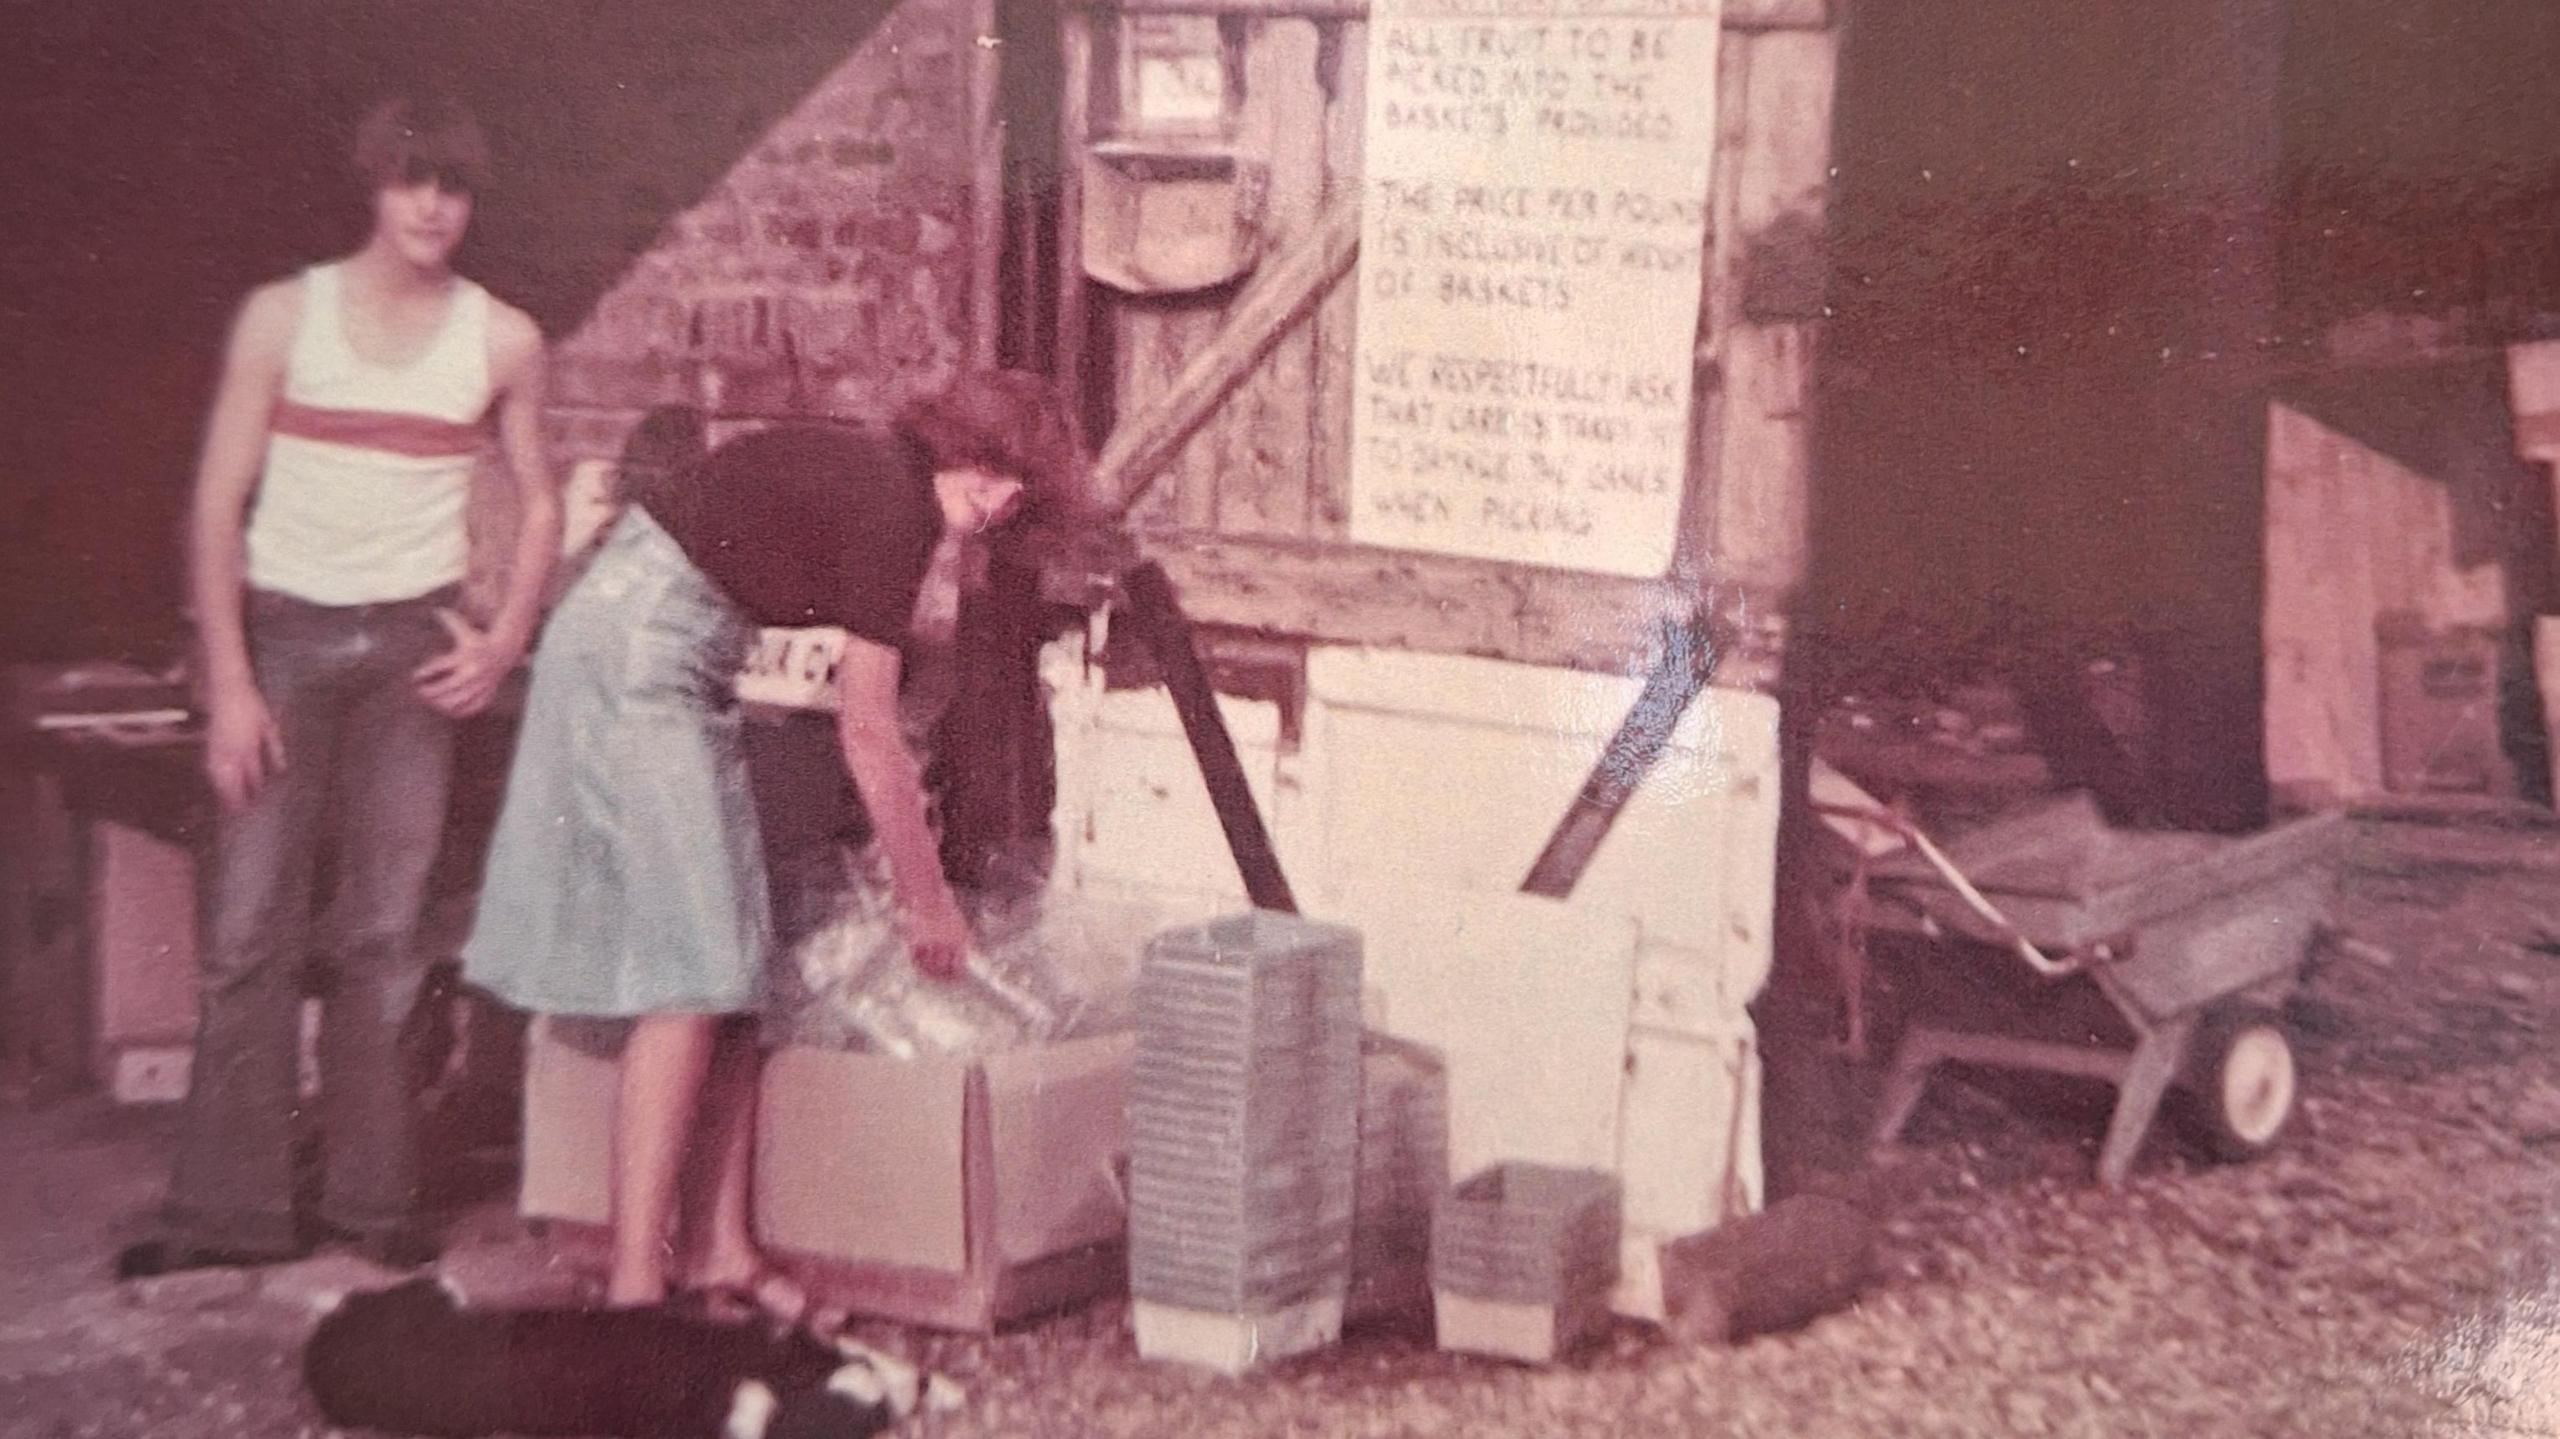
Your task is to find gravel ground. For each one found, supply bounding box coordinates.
[7,817,2560,1438]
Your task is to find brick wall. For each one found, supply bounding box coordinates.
[469,0,982,613]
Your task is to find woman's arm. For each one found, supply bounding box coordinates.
[834,634,971,978]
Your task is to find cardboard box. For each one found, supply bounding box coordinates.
[520,1018,1135,1331]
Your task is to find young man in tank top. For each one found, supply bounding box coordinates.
[118,95,562,1277]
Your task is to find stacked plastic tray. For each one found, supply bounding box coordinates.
[1347,1037,1449,1324]
[1128,911,1364,1371]
[1431,1163,1622,1363]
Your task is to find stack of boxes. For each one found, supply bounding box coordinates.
[1431,1163,1623,1363]
[1127,912,1364,1374]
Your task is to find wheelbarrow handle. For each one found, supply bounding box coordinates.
[1810,800,2081,980]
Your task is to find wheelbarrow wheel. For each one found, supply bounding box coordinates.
[2174,1006,2297,1162]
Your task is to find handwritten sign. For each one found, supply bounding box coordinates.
[1349,0,1722,577]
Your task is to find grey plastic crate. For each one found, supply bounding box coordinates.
[1127,911,1368,1333]
[1431,1163,1622,1306]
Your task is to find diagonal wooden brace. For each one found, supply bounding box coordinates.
[1519,606,1732,900]
[1097,198,1362,521]
[1116,560,1299,914]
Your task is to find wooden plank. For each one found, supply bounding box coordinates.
[1116,298,1224,528]
[1079,0,1368,14]
[1127,531,1788,686]
[1709,322,1813,593]
[1686,28,1832,591]
[2262,402,2384,803]
[1308,17,1365,534]
[1096,199,1362,516]
[1674,28,1754,570]
[1731,28,1838,321]
[1084,0,1831,22]
[1721,0,1830,31]
[1209,17,1329,536]
[1702,18,1757,348]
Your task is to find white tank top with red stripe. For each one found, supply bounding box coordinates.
[244,261,494,605]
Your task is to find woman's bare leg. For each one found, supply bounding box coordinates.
[606,1013,717,1306]
[682,1019,767,1284]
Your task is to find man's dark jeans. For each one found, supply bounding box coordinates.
[163,587,456,1250]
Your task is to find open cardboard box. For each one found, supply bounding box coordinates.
[520,1017,1135,1331]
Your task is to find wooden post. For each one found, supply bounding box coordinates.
[1214,16,1329,536]
[1057,9,1097,410]
[1309,12,1366,533]
[966,0,1004,368]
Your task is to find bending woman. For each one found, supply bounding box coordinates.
[463,370,1083,1316]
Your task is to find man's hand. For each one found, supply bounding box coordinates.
[203,684,285,812]
[413,609,521,718]
[902,891,973,982]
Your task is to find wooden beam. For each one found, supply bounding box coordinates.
[1732,26,1838,322]
[1710,321,1814,594]
[1217,16,1330,537]
[1073,0,1834,26]
[1722,0,1832,30]
[1113,531,1789,685]
[1072,0,1369,15]
[1097,199,1362,518]
[1309,14,1366,534]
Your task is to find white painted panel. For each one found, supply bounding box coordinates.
[1630,938,1733,1038]
[1046,642,1286,905]
[1304,648,1780,959]
[1618,1025,1759,1238]
[1320,883,1636,1181]
[1077,727,1274,897]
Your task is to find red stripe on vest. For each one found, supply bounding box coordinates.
[270,400,486,459]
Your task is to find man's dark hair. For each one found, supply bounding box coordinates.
[351,93,491,195]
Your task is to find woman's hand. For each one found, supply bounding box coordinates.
[837,633,976,982]
[902,890,973,982]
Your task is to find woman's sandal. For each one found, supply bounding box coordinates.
[672,1265,835,1339]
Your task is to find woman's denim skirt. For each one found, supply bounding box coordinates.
[463,508,771,1017]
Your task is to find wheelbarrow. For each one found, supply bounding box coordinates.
[1832,788,2347,1187]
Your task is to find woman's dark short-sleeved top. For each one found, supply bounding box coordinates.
[641,423,943,647]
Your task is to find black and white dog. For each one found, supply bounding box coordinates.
[303,1277,960,1439]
